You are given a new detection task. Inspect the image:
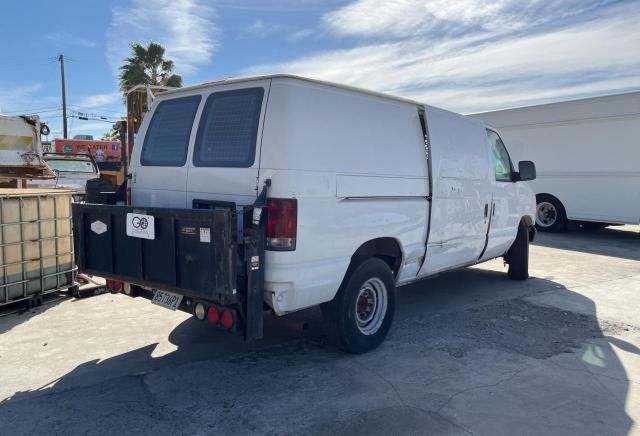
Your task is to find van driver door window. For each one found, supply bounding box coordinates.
[482,129,520,260]
[487,130,513,182]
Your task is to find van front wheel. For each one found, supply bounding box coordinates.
[322,258,396,354]
[536,194,567,232]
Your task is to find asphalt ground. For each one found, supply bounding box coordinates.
[1,225,639,435]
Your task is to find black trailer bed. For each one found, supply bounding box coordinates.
[72,202,265,340]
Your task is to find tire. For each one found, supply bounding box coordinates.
[68,285,81,299]
[321,257,396,354]
[506,222,529,280]
[535,194,567,232]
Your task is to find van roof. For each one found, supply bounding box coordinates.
[162,74,424,107]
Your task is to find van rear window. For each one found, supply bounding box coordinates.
[141,95,201,166]
[193,88,264,167]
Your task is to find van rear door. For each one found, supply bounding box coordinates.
[132,94,202,208]
[186,80,270,207]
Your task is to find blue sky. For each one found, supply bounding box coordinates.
[1,0,639,139]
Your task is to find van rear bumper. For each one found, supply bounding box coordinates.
[265,256,351,315]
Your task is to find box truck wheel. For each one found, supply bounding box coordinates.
[321,257,396,354]
[506,222,529,280]
[535,194,567,232]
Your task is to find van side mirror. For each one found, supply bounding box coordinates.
[517,161,536,181]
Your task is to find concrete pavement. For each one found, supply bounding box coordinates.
[0,225,639,435]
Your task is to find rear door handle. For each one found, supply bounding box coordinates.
[484,203,489,217]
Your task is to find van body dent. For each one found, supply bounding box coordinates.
[75,75,536,353]
[472,92,640,231]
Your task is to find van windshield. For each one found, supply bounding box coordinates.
[141,95,201,166]
[193,87,264,168]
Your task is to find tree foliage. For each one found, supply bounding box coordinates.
[118,42,183,95]
[101,123,120,141]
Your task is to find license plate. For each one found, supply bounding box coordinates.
[151,290,183,311]
[126,213,155,240]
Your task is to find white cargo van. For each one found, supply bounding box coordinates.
[73,75,536,353]
[472,92,640,231]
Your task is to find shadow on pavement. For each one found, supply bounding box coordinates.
[534,224,640,261]
[0,268,637,435]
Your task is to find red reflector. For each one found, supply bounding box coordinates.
[207,306,219,325]
[126,187,132,206]
[266,198,297,250]
[220,309,234,330]
[21,179,27,189]
[106,279,123,292]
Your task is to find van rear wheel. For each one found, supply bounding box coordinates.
[321,258,395,354]
[506,222,529,280]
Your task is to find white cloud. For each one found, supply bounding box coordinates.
[106,0,217,76]
[323,0,606,38]
[246,2,640,112]
[74,92,121,109]
[246,19,280,38]
[44,32,97,48]
[0,84,58,115]
[288,28,315,42]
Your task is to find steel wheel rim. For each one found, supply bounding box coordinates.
[355,277,388,335]
[536,201,557,227]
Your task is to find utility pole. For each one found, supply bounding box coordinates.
[58,54,68,138]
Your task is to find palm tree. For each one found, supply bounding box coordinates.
[101,123,120,141]
[118,42,182,95]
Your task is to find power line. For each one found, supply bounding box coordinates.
[1,106,62,115]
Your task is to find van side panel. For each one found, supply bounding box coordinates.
[418,106,492,276]
[259,79,428,177]
[259,78,429,314]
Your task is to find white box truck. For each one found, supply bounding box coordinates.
[73,75,536,353]
[472,92,640,232]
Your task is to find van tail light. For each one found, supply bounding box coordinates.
[126,187,131,205]
[265,198,297,251]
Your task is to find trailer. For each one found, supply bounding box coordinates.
[472,91,640,231]
[72,196,266,340]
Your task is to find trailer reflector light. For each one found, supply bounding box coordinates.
[194,303,206,321]
[220,309,234,330]
[106,279,123,292]
[207,306,219,325]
